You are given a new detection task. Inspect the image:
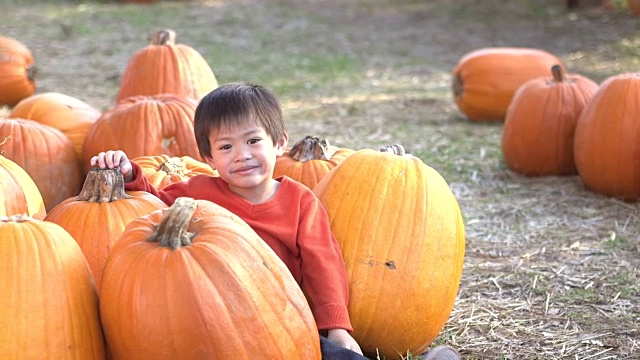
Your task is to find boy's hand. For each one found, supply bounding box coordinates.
[327,328,363,355]
[90,150,133,182]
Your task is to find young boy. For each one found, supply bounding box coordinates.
[91,82,365,358]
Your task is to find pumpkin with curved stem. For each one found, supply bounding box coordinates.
[44,168,167,291]
[82,94,201,174]
[131,154,218,190]
[0,36,36,106]
[10,92,101,164]
[313,149,466,359]
[574,72,640,201]
[0,118,82,212]
[116,29,218,102]
[273,135,355,189]
[0,215,106,359]
[100,197,321,359]
[502,65,599,176]
[452,47,565,121]
[0,152,46,220]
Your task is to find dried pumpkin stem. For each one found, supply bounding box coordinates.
[290,135,336,162]
[76,168,132,203]
[160,157,189,176]
[147,197,197,250]
[151,29,176,46]
[551,64,564,82]
[379,144,406,156]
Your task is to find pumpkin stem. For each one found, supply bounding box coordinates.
[551,65,564,83]
[151,29,177,46]
[289,135,336,162]
[452,74,464,97]
[0,135,10,155]
[76,168,132,203]
[26,64,37,83]
[379,144,406,156]
[0,214,33,223]
[147,197,197,250]
[160,157,190,176]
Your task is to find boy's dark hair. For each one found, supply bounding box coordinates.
[194,82,286,159]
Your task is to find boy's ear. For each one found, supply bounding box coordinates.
[276,132,289,155]
[203,156,216,171]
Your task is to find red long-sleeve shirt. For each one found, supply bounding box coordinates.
[125,162,353,331]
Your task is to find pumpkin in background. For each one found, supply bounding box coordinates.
[273,135,355,189]
[0,215,106,359]
[452,47,565,121]
[574,72,640,201]
[116,29,218,103]
[44,168,167,291]
[9,92,101,165]
[629,0,640,15]
[502,65,599,176]
[313,148,466,359]
[0,153,46,220]
[82,94,201,174]
[131,154,218,190]
[0,118,82,212]
[100,197,321,359]
[0,36,36,107]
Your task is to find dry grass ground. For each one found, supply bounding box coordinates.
[1,1,639,359]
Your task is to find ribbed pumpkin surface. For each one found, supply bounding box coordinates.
[131,154,218,190]
[100,198,321,359]
[313,149,466,359]
[574,72,640,200]
[0,216,106,359]
[0,155,45,219]
[0,36,35,106]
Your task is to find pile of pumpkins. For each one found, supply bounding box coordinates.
[452,46,640,202]
[0,27,465,360]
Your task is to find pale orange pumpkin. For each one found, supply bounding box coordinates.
[273,136,355,189]
[44,168,167,291]
[0,36,36,106]
[0,215,106,359]
[131,154,218,190]
[82,94,201,174]
[0,118,82,212]
[0,152,46,220]
[574,72,640,201]
[502,65,599,176]
[116,29,218,103]
[100,197,321,359]
[313,149,466,359]
[452,47,565,121]
[10,92,101,164]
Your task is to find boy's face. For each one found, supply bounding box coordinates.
[205,121,288,202]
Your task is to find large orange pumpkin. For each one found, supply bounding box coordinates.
[0,36,36,106]
[502,65,599,176]
[313,149,466,359]
[100,197,321,359]
[0,118,82,212]
[452,47,565,121]
[0,215,106,359]
[116,29,218,103]
[574,72,640,201]
[0,153,46,220]
[273,135,355,189]
[9,92,101,164]
[44,168,167,291]
[82,94,201,174]
[130,154,218,190]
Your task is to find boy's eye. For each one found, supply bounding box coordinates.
[248,138,261,145]
[218,144,232,150]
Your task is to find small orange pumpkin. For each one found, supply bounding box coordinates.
[0,215,106,359]
[0,36,36,107]
[502,65,599,176]
[10,92,101,164]
[574,72,640,201]
[273,136,355,189]
[100,197,321,359]
[131,154,218,189]
[452,47,565,121]
[116,29,218,103]
[44,168,167,291]
[313,148,466,359]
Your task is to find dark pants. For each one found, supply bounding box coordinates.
[320,336,369,360]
